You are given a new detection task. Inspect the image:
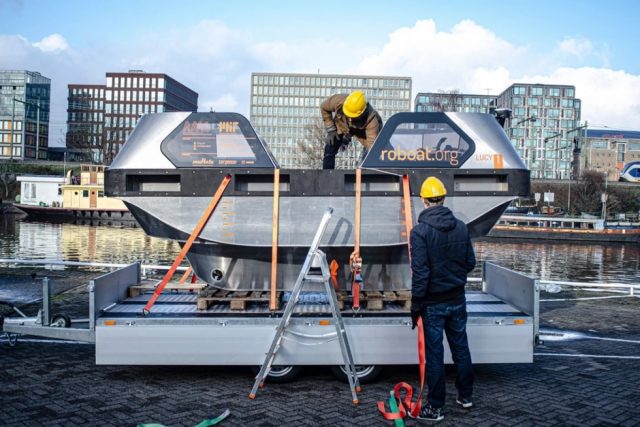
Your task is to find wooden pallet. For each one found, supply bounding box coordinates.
[337,290,412,311]
[128,280,207,298]
[197,289,280,311]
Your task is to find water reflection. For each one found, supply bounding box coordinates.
[473,238,639,284]
[0,215,638,284]
[0,215,180,266]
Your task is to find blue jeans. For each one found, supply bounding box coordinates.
[421,302,474,409]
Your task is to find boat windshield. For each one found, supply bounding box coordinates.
[361,112,474,169]
[161,112,277,168]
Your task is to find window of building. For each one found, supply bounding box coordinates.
[548,88,560,97]
[82,190,89,197]
[564,88,574,97]
[531,87,543,96]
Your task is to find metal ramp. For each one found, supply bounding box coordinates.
[249,208,361,404]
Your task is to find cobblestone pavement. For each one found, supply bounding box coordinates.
[1,272,639,426]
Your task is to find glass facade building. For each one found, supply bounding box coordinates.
[414,92,497,113]
[103,71,198,163]
[67,71,198,164]
[0,70,51,160]
[67,84,105,163]
[250,73,412,169]
[497,83,581,180]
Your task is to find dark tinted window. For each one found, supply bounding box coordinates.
[161,112,276,168]
[362,112,474,169]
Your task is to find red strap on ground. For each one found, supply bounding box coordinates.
[143,175,231,314]
[377,317,426,420]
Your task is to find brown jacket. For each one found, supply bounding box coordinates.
[320,94,383,149]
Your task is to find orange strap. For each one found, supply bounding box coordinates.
[351,168,362,310]
[178,267,193,285]
[143,174,231,314]
[270,169,280,311]
[377,317,426,419]
[329,260,340,290]
[402,174,413,261]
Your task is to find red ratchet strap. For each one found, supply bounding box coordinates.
[143,175,231,314]
[377,174,423,422]
[377,317,426,420]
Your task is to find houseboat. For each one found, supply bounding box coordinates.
[488,214,640,243]
[15,165,134,222]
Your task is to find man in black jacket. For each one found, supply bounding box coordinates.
[410,176,476,422]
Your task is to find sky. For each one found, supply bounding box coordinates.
[1,0,640,146]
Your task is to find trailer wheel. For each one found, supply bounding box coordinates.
[330,365,382,384]
[250,365,302,383]
[51,314,72,328]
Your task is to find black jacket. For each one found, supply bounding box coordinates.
[410,205,476,305]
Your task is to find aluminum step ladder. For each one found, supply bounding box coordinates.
[249,207,361,404]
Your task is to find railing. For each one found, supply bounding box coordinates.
[0,258,188,277]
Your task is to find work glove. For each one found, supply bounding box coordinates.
[410,298,425,330]
[411,309,421,330]
[325,124,337,146]
[338,134,352,152]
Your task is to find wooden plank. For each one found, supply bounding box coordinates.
[382,291,398,301]
[197,298,210,311]
[366,299,384,311]
[395,291,412,300]
[230,299,248,310]
[365,291,384,300]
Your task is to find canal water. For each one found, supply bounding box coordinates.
[1,214,638,286]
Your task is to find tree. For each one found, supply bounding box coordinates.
[295,117,360,169]
[572,170,605,215]
[296,117,325,169]
[432,89,461,112]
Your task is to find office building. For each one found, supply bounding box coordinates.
[250,72,412,169]
[583,129,640,181]
[68,71,198,164]
[497,83,582,180]
[67,84,105,163]
[414,92,497,113]
[0,70,51,160]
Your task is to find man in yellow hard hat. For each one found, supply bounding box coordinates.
[409,176,476,422]
[319,90,383,169]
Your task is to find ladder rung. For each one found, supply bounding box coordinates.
[304,276,326,283]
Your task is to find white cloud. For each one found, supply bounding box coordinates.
[354,20,640,128]
[33,33,69,53]
[2,18,640,150]
[521,67,640,129]
[557,37,593,60]
[354,19,527,93]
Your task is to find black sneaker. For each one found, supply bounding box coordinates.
[456,396,473,409]
[414,404,444,422]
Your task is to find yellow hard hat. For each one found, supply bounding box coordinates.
[342,90,367,118]
[420,177,447,199]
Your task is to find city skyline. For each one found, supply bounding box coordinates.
[1,0,639,148]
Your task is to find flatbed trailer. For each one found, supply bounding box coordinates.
[2,261,538,381]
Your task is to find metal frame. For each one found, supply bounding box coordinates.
[4,261,538,366]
